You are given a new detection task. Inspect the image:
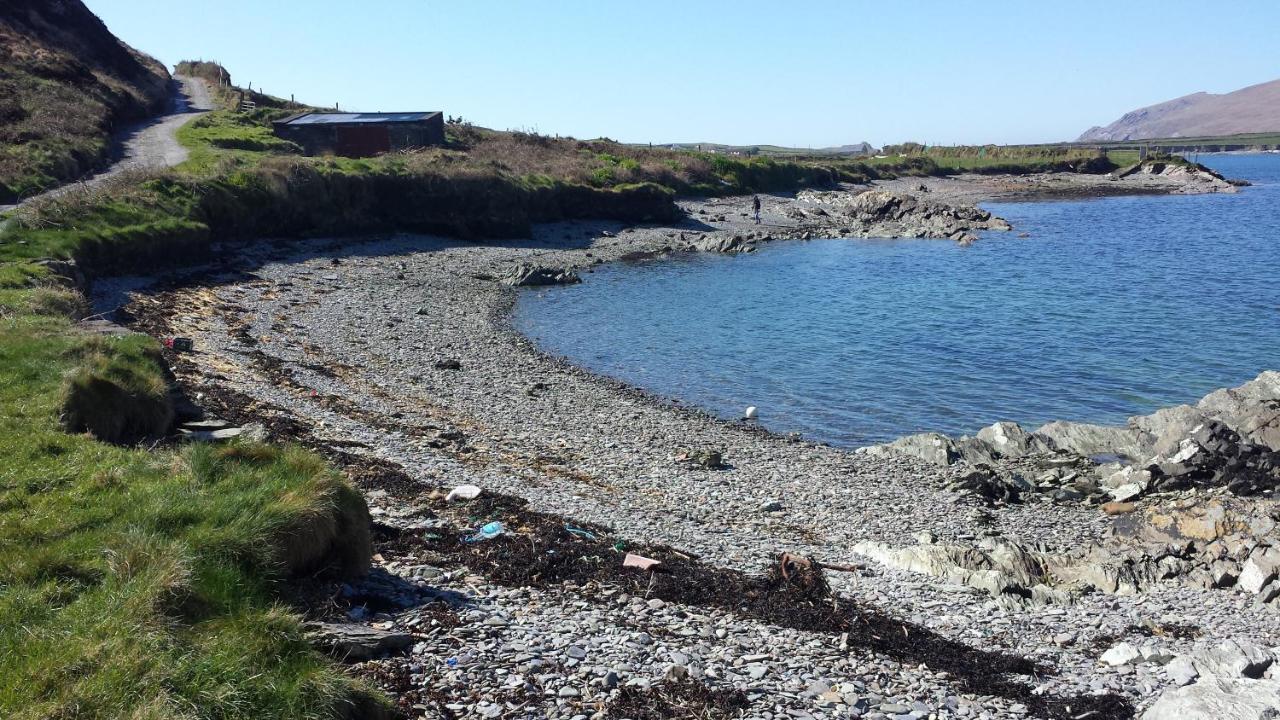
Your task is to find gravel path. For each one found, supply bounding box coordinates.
[0,75,210,212]
[101,188,1280,719]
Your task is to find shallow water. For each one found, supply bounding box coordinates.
[514,154,1280,448]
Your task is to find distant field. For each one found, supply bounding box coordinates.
[858,145,1136,173]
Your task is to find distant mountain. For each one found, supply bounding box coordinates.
[1078,79,1280,142]
[657,141,876,157]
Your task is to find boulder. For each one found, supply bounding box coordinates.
[1108,483,1145,503]
[1117,499,1241,545]
[1034,420,1148,460]
[865,432,961,466]
[1131,403,1208,456]
[1165,655,1200,686]
[677,448,726,470]
[1139,644,1177,665]
[1196,370,1280,450]
[1101,465,1152,491]
[1142,678,1280,720]
[1146,421,1280,496]
[1192,638,1273,679]
[1239,548,1280,594]
[975,421,1052,459]
[853,538,1064,606]
[1100,642,1141,666]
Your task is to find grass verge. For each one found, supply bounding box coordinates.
[0,252,382,718]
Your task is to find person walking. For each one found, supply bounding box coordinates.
[752,195,762,224]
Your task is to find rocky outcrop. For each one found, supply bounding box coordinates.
[503,264,581,287]
[694,233,764,254]
[1035,420,1149,460]
[853,535,1068,608]
[795,189,1012,242]
[1115,160,1238,194]
[862,371,1280,505]
[1142,678,1280,720]
[854,495,1280,609]
[1142,638,1280,719]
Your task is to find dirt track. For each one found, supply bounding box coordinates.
[0,75,211,212]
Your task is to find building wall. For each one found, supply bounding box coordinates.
[274,116,445,157]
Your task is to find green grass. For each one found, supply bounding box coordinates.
[176,110,304,174]
[0,293,381,719]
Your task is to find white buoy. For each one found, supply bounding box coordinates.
[744,406,758,420]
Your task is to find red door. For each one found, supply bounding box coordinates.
[335,125,391,157]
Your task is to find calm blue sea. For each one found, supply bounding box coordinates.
[514,154,1280,447]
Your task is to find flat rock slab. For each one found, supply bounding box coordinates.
[76,319,131,336]
[179,418,233,431]
[305,622,412,662]
[1142,677,1280,719]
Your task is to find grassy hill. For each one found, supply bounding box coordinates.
[0,0,170,202]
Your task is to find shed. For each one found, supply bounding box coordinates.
[272,111,445,157]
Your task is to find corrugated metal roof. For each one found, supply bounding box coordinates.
[281,112,441,126]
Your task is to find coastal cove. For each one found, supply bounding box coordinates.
[514,154,1280,447]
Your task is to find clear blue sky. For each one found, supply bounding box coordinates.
[88,0,1280,147]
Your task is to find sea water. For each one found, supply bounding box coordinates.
[514,155,1280,447]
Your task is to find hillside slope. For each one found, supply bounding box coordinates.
[1078,78,1280,142]
[0,0,170,202]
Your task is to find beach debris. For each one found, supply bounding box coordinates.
[623,553,661,571]
[759,499,784,513]
[164,336,194,352]
[445,484,482,502]
[744,406,758,420]
[465,521,505,542]
[434,358,462,370]
[564,524,597,541]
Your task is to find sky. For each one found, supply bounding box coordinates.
[87,0,1280,148]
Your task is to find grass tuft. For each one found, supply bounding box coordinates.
[60,334,173,444]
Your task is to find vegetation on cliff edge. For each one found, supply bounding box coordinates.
[0,0,170,202]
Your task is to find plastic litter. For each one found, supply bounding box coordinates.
[465,521,505,542]
[445,484,482,502]
[564,524,597,540]
[164,337,194,352]
[623,553,661,571]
